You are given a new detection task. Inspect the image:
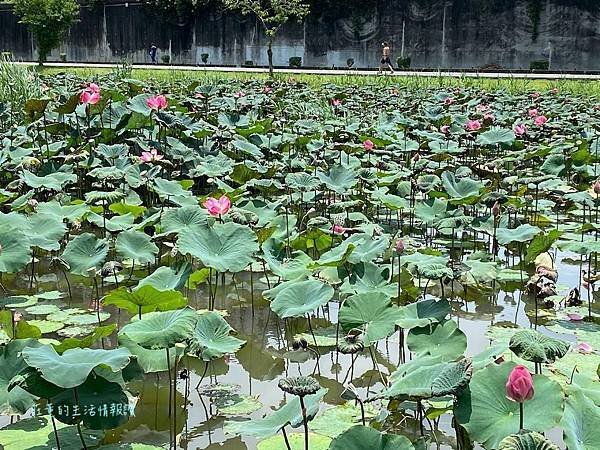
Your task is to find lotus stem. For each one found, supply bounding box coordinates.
[281,426,292,450]
[50,415,61,450]
[519,401,524,431]
[299,395,309,450]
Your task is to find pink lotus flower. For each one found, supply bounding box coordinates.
[528,108,539,117]
[483,113,495,122]
[80,89,100,105]
[476,104,489,113]
[195,92,206,99]
[147,95,168,110]
[443,97,454,106]
[593,181,600,195]
[440,125,450,134]
[204,196,231,217]
[363,140,374,151]
[577,342,594,354]
[567,313,583,321]
[530,92,541,99]
[396,239,405,255]
[514,124,527,136]
[332,224,345,234]
[491,201,501,217]
[234,90,245,98]
[141,148,163,163]
[13,312,23,322]
[534,115,548,126]
[88,83,100,94]
[331,99,342,107]
[466,119,481,131]
[506,365,534,403]
[263,86,272,94]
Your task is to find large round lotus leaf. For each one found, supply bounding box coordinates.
[311,403,377,438]
[0,339,42,415]
[115,230,159,264]
[316,164,357,194]
[560,386,600,450]
[63,312,111,325]
[496,225,541,245]
[328,425,414,450]
[160,205,208,234]
[509,329,570,363]
[270,279,334,319]
[177,222,258,273]
[498,432,560,450]
[0,230,32,273]
[455,362,564,449]
[53,324,116,354]
[441,170,484,201]
[62,233,109,276]
[338,292,402,346]
[50,374,130,429]
[118,334,185,373]
[24,304,60,315]
[28,320,64,334]
[339,261,396,298]
[257,432,330,450]
[395,298,450,329]
[188,311,246,360]
[137,262,192,291]
[103,285,187,317]
[477,127,516,146]
[26,213,67,251]
[21,345,132,389]
[118,307,197,349]
[431,358,473,397]
[0,416,103,450]
[224,388,327,439]
[407,320,467,360]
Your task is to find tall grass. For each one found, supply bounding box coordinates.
[0,54,43,120]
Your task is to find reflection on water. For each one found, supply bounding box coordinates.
[0,249,591,449]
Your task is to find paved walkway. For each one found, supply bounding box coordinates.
[17,61,600,80]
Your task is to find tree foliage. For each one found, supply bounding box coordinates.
[13,0,80,63]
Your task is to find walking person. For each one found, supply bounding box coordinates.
[378,41,394,74]
[149,44,158,64]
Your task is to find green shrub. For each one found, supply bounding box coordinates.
[0,54,42,123]
[161,54,170,64]
[244,60,254,66]
[530,60,549,71]
[201,53,209,64]
[397,56,411,69]
[289,57,302,68]
[346,58,354,68]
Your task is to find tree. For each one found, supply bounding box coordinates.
[13,0,80,64]
[222,0,309,76]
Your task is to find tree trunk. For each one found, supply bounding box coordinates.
[267,38,274,77]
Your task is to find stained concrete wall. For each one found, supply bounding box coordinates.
[1,0,599,70]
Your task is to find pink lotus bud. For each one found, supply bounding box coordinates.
[534,115,548,126]
[466,119,481,131]
[528,108,539,117]
[593,181,600,195]
[491,201,501,217]
[332,224,345,234]
[577,342,593,354]
[412,152,421,163]
[440,125,450,134]
[506,365,534,403]
[514,124,527,136]
[395,239,405,255]
[363,140,374,152]
[203,196,231,216]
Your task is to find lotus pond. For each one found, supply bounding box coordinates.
[0,72,599,450]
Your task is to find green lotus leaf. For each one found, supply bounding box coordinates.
[0,310,42,339]
[27,320,64,334]
[340,262,396,298]
[115,230,159,264]
[269,279,334,319]
[25,304,60,315]
[62,233,109,276]
[560,386,600,450]
[53,324,117,354]
[407,319,467,360]
[0,416,103,450]
[339,292,402,346]
[118,334,185,373]
[21,345,131,389]
[96,444,165,450]
[103,285,187,318]
[328,425,414,450]
[26,214,67,251]
[509,329,570,363]
[50,374,130,429]
[455,362,564,449]
[257,432,331,450]
[177,222,258,273]
[21,170,76,191]
[311,403,377,438]
[317,164,357,194]
[395,298,450,329]
[0,229,32,273]
[498,431,560,450]
[160,205,208,235]
[431,357,473,397]
[118,307,197,349]
[441,170,485,202]
[137,261,192,291]
[224,388,327,439]
[477,127,516,146]
[0,339,42,415]
[188,311,246,361]
[496,225,541,245]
